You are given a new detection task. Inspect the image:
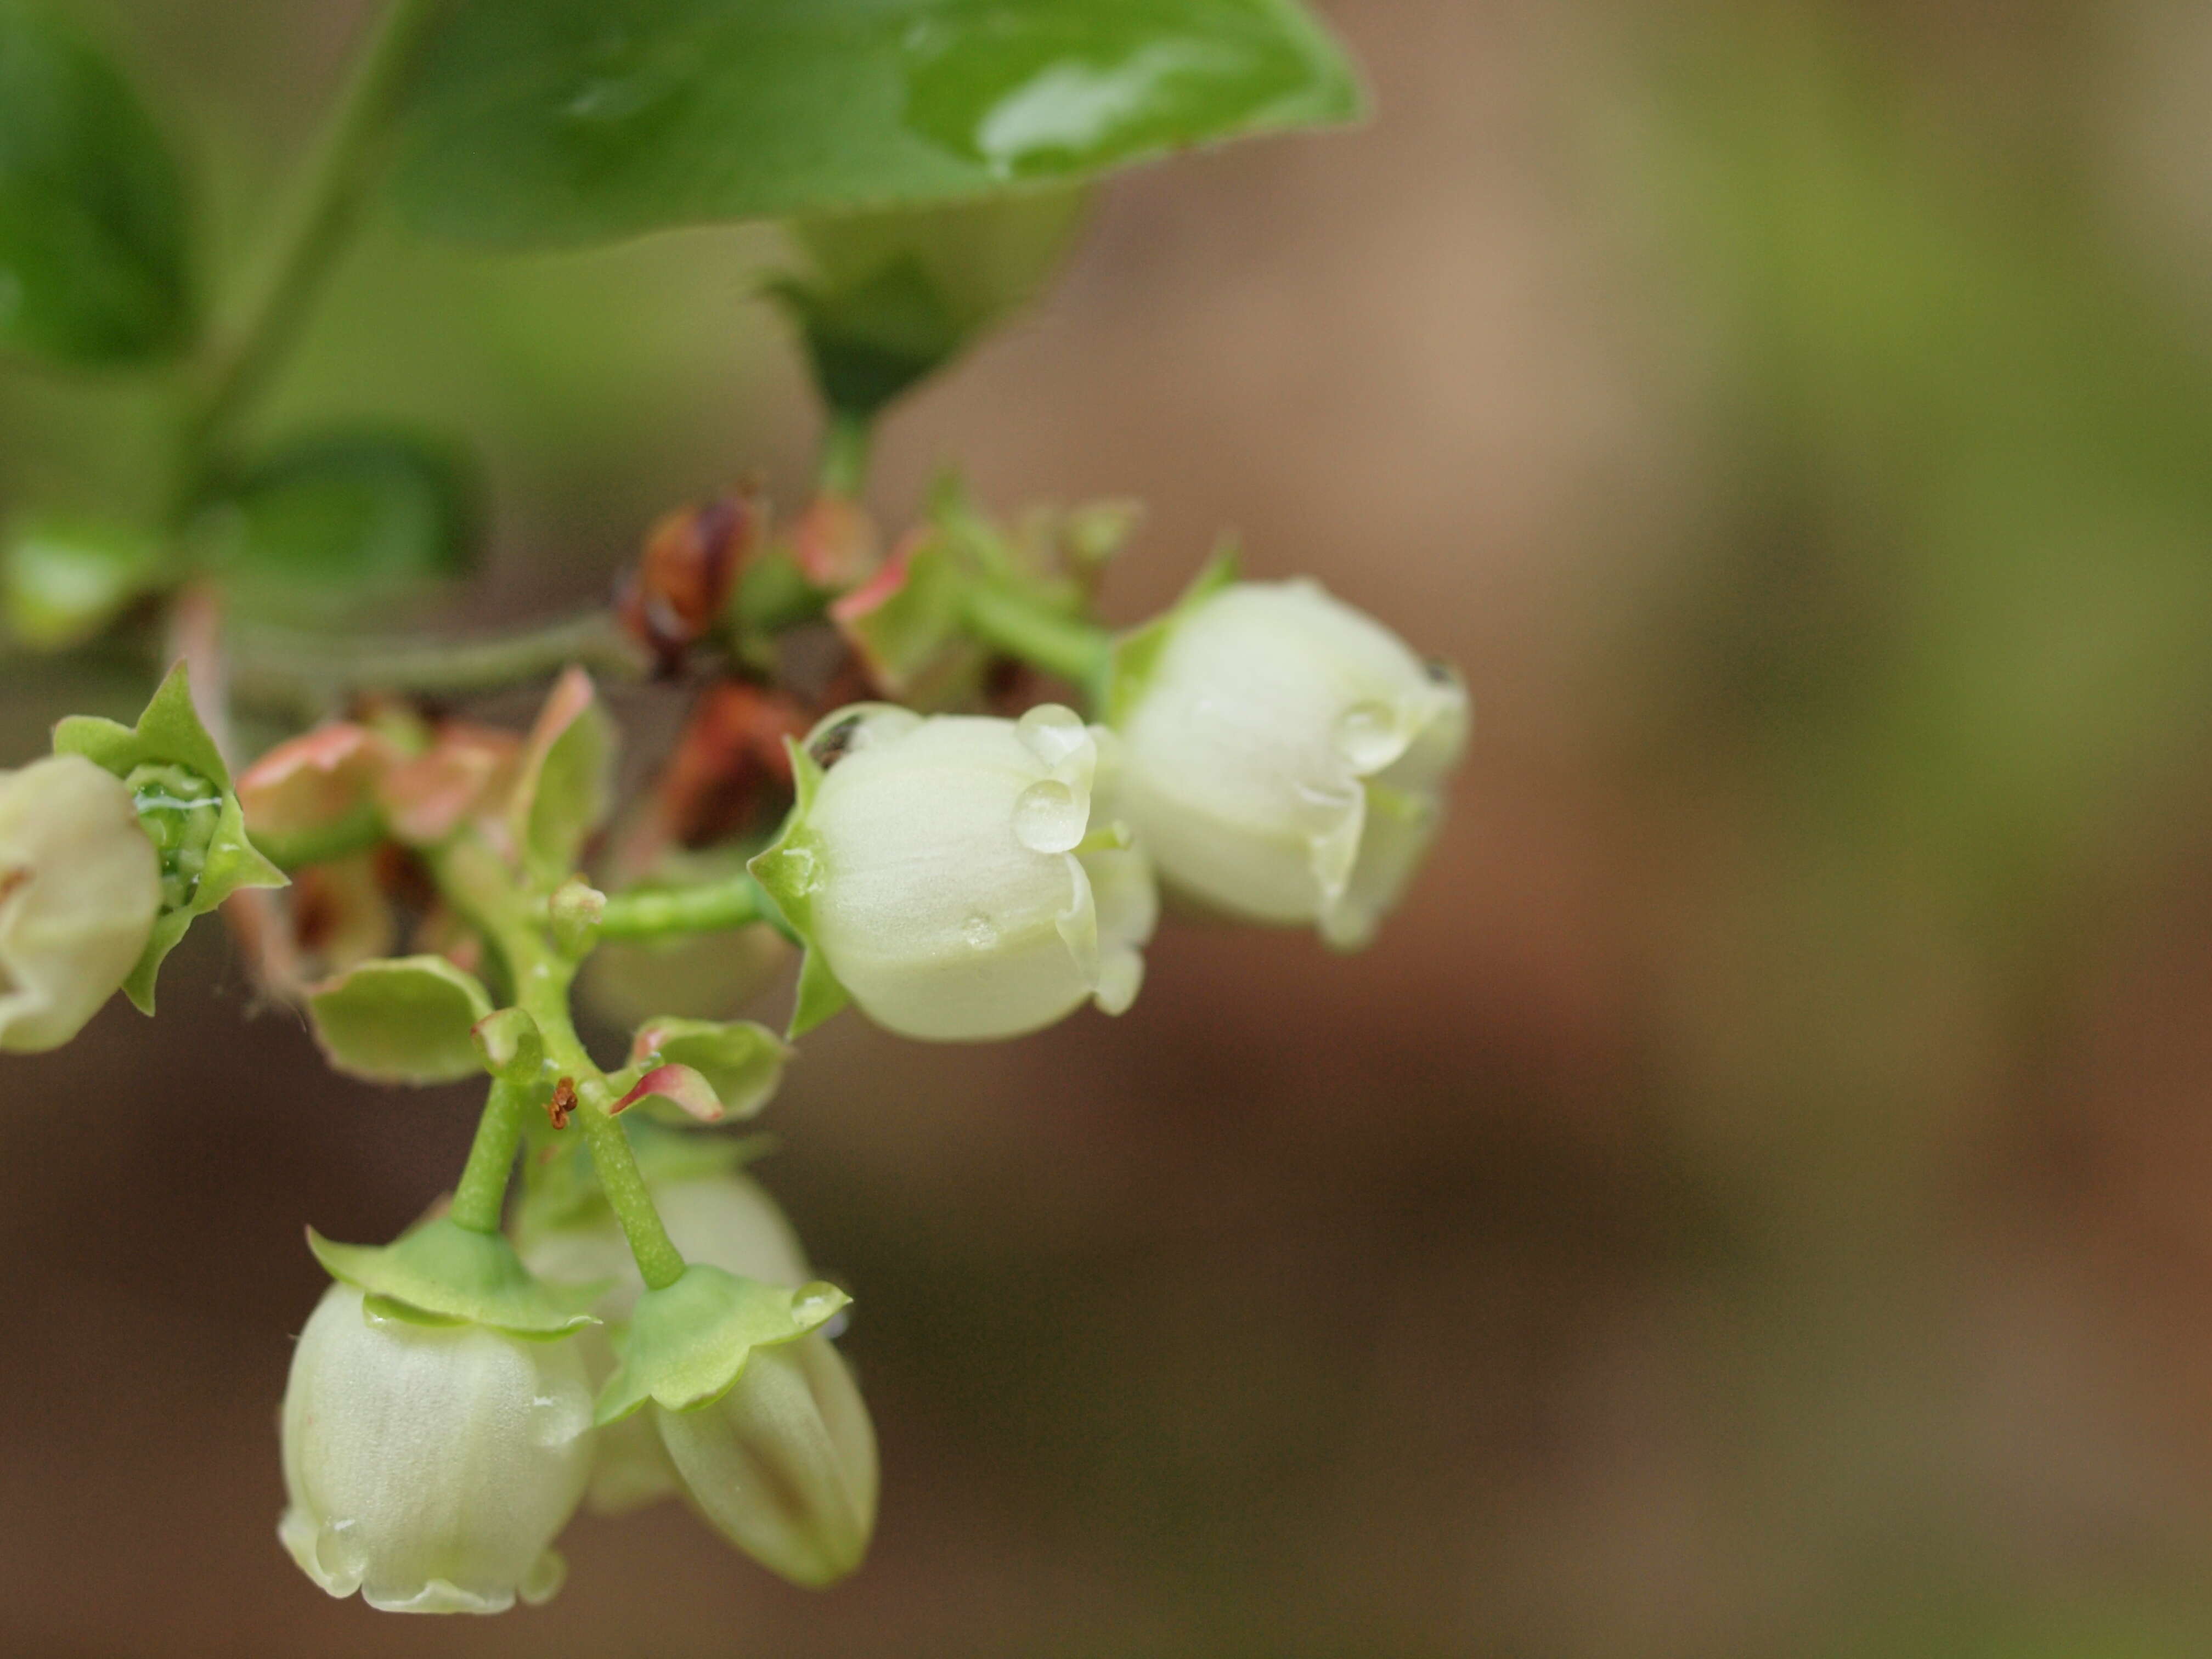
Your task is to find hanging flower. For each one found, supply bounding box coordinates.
[278,1284,595,1614]
[0,754,162,1051]
[750,703,1156,1040]
[1105,577,1468,947]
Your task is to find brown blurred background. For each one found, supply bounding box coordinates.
[12,0,2212,1653]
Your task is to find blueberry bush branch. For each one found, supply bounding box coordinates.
[0,0,1468,1620]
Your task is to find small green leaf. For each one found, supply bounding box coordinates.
[778,185,1087,419]
[507,668,615,883]
[1,514,165,649]
[0,1,194,364]
[747,742,853,1039]
[390,0,1363,249]
[190,431,481,618]
[627,1017,791,1121]
[306,953,495,1085]
[597,1263,847,1424]
[309,1217,601,1338]
[52,663,285,1012]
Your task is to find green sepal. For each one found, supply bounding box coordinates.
[518,1119,775,1239]
[628,1017,791,1122]
[596,1263,847,1425]
[308,1216,602,1339]
[746,742,851,1039]
[830,529,988,705]
[1101,542,1242,727]
[52,663,286,1012]
[472,1005,544,1081]
[508,668,615,884]
[306,953,496,1084]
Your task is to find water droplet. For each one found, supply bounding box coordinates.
[961,915,1000,951]
[1333,701,1404,774]
[794,1288,840,1324]
[1013,780,1085,853]
[1016,704,1088,767]
[314,1518,370,1587]
[528,1389,591,1450]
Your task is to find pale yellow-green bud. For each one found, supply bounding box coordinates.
[0,754,161,1051]
[520,1170,816,1516]
[1109,579,1468,948]
[278,1284,594,1614]
[655,1331,878,1587]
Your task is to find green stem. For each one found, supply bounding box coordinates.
[449,1076,529,1233]
[816,410,873,499]
[185,0,450,464]
[577,1102,686,1290]
[962,582,1114,699]
[430,831,687,1290]
[597,871,794,943]
[226,611,646,715]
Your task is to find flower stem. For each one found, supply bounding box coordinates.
[817,410,873,499]
[225,611,647,717]
[431,832,688,1289]
[961,582,1113,701]
[448,1076,529,1233]
[185,0,450,464]
[596,871,794,943]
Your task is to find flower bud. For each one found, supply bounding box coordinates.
[0,754,162,1051]
[1107,579,1468,948]
[278,1284,594,1614]
[654,1331,877,1588]
[518,1166,821,1516]
[751,703,1156,1040]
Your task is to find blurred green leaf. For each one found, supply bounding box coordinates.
[0,1,193,365]
[190,431,481,615]
[777,187,1087,417]
[1,514,164,648]
[389,0,1361,249]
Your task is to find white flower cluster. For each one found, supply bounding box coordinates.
[280,1170,875,1612]
[751,578,1466,1041]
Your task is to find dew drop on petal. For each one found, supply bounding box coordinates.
[1013,780,1085,853]
[1015,704,1089,768]
[961,914,1000,950]
[793,1288,841,1324]
[1334,700,1405,774]
[528,1388,592,1451]
[315,1517,370,1588]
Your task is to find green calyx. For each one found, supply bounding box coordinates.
[1100,544,1242,729]
[595,1263,849,1426]
[307,1216,602,1339]
[52,663,286,1012]
[746,742,851,1039]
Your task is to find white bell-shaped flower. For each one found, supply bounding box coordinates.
[519,1170,817,1515]
[751,703,1156,1041]
[278,1284,595,1613]
[0,754,161,1051]
[654,1329,878,1588]
[1107,579,1468,947]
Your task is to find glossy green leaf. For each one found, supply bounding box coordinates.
[305,953,495,1085]
[190,431,482,617]
[0,1,193,363]
[778,186,1087,417]
[390,0,1362,249]
[52,663,286,1012]
[1,515,165,648]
